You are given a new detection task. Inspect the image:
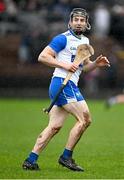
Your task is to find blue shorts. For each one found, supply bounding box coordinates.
[49,77,84,106]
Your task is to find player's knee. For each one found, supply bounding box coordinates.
[83,111,92,127]
[77,122,84,132]
[51,125,62,135]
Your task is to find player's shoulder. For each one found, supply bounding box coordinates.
[62,30,72,37]
[50,30,71,44]
[81,34,89,40]
[48,32,68,53]
[81,35,89,44]
[52,32,67,42]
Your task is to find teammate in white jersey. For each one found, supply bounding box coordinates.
[22,8,110,171]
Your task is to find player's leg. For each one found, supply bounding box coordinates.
[63,100,91,150]
[32,106,68,154]
[115,94,124,103]
[58,100,91,171]
[22,105,68,170]
[106,94,124,108]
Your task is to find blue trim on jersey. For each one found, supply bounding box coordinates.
[49,77,84,106]
[48,34,67,53]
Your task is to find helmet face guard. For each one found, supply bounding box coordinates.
[69,8,91,33]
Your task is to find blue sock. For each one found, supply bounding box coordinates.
[62,148,73,159]
[27,152,38,164]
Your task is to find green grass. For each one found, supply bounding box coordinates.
[0,98,124,179]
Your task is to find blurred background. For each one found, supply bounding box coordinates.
[0,0,124,99]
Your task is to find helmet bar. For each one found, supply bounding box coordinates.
[70,8,88,19]
[70,8,91,30]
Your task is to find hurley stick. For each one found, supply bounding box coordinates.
[43,44,94,114]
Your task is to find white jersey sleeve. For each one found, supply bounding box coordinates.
[48,30,89,85]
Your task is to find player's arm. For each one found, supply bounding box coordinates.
[38,46,78,72]
[38,34,78,72]
[38,46,65,68]
[83,55,110,73]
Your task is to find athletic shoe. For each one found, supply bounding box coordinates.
[58,155,84,171]
[22,159,40,170]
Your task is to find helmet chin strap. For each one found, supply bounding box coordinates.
[86,22,91,30]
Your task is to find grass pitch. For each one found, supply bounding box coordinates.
[0,98,124,179]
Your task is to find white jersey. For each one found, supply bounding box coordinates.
[48,30,89,85]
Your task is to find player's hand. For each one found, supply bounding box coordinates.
[63,62,79,72]
[95,55,110,67]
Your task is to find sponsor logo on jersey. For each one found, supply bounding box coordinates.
[70,47,77,51]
